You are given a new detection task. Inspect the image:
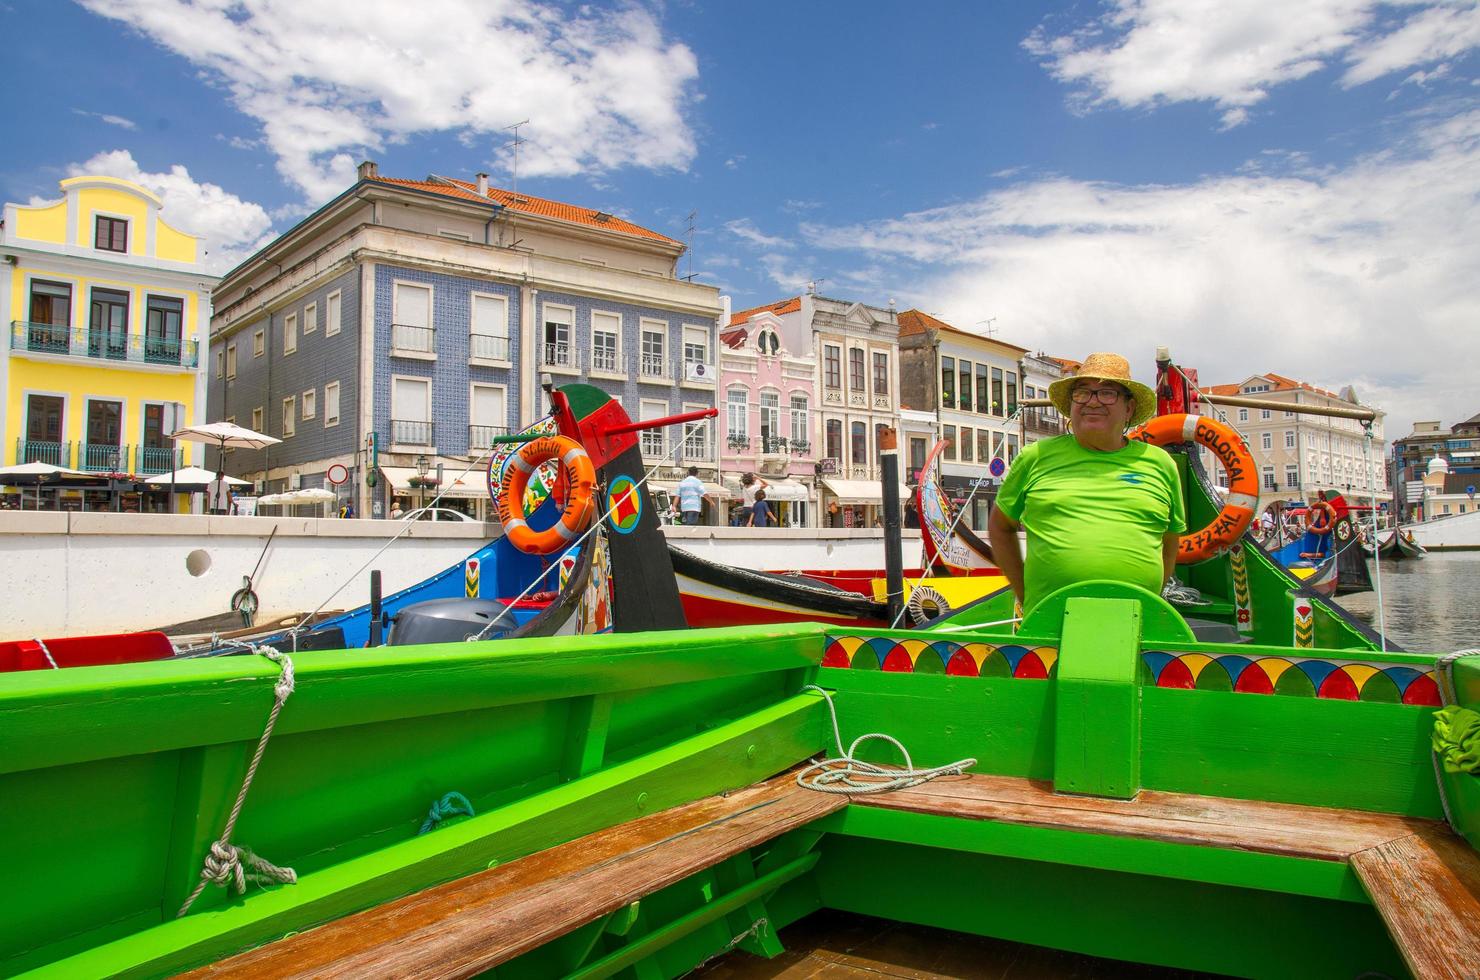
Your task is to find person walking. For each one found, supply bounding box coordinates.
[748,488,773,528]
[676,466,708,526]
[739,472,768,525]
[987,352,1184,616]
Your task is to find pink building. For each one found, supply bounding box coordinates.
[719,299,818,526]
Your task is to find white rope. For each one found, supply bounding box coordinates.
[177,646,298,916]
[794,685,975,795]
[467,419,710,641]
[891,405,1027,629]
[1362,426,1388,652]
[32,638,59,669]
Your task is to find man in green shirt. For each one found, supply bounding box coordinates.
[987,353,1185,615]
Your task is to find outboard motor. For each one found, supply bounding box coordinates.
[388,598,517,646]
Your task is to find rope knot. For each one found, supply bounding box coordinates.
[419,791,476,835]
[256,645,295,700]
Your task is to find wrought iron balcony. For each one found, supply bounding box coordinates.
[391,419,434,446]
[17,439,71,467]
[81,443,128,473]
[726,434,752,452]
[10,321,198,369]
[391,323,435,354]
[759,435,791,455]
[469,333,510,361]
[136,446,183,475]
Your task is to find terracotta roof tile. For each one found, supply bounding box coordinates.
[370,176,680,245]
[896,309,1029,353]
[728,296,801,326]
[1207,372,1345,401]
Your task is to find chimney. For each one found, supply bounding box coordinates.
[476,172,489,196]
[357,160,378,181]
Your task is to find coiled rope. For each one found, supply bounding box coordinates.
[795,685,975,795]
[177,645,298,916]
[419,791,476,835]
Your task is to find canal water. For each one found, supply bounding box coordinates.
[1337,550,1480,652]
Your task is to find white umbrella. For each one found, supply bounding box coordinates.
[259,487,336,506]
[144,466,249,487]
[168,421,281,508]
[0,461,89,510]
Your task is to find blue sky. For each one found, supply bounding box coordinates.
[4,0,1479,440]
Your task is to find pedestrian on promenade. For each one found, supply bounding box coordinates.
[676,466,708,525]
[748,488,773,528]
[740,472,768,524]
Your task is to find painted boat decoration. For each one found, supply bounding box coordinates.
[915,437,996,572]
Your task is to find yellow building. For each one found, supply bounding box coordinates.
[1,175,217,492]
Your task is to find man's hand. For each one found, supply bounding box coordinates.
[987,506,1026,606]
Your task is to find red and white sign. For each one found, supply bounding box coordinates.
[326,464,350,486]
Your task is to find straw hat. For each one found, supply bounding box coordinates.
[1047,353,1158,428]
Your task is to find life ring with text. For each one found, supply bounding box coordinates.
[1129,413,1258,564]
[1307,501,1336,536]
[495,435,596,555]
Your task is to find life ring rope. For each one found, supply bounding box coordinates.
[1129,413,1258,564]
[494,436,596,556]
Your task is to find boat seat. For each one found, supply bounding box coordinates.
[853,772,1480,980]
[184,773,846,978]
[1181,617,1249,644]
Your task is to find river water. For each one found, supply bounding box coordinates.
[1335,551,1480,653]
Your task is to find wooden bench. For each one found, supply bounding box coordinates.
[853,772,1480,980]
[187,774,845,979]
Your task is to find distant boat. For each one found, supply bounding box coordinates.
[1377,528,1426,560]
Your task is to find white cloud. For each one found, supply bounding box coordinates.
[725,218,792,250]
[802,109,1480,439]
[725,154,747,170]
[72,109,138,130]
[1024,1,1480,125]
[79,0,700,202]
[65,150,276,274]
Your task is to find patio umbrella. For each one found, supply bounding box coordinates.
[169,422,281,508]
[0,461,89,510]
[144,467,249,490]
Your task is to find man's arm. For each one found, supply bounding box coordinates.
[987,506,1026,606]
[1162,532,1181,583]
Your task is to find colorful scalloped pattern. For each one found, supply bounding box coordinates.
[1142,651,1441,704]
[823,636,1059,677]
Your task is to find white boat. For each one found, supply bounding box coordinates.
[1404,508,1480,551]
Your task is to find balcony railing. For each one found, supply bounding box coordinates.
[591,348,620,373]
[639,354,668,380]
[469,333,510,361]
[391,419,434,446]
[81,443,128,473]
[641,431,665,457]
[136,445,182,475]
[10,321,198,369]
[17,439,71,467]
[469,424,509,448]
[759,435,790,455]
[726,434,751,452]
[679,438,710,461]
[543,342,574,368]
[391,323,435,353]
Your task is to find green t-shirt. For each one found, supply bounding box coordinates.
[995,434,1186,614]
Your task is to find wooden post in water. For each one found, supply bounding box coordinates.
[879,427,905,626]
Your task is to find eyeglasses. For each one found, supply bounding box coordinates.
[1070,386,1126,406]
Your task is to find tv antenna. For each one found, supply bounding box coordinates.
[805,278,826,295]
[682,209,698,281]
[503,119,529,198]
[977,316,998,338]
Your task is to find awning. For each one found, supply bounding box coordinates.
[381,465,489,500]
[820,478,913,505]
[648,481,727,498]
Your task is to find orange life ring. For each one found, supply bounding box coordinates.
[494,435,596,555]
[1307,500,1336,535]
[1129,413,1258,564]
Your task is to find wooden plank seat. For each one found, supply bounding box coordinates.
[854,772,1480,980]
[187,774,845,979]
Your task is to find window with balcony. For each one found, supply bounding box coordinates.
[727,387,748,444]
[683,325,709,381]
[24,395,65,465]
[851,421,867,465]
[849,348,865,391]
[680,405,711,460]
[975,362,989,414]
[591,310,621,374]
[284,312,298,355]
[541,304,574,367]
[139,404,174,474]
[95,215,128,253]
[470,293,509,362]
[391,376,432,445]
[824,345,842,389]
[145,296,186,364]
[470,383,507,447]
[873,351,889,400]
[89,288,128,361]
[790,394,809,451]
[941,355,955,408]
[325,382,341,427]
[81,400,123,472]
[640,399,667,457]
[282,396,296,438]
[25,279,71,354]
[760,390,782,452]
[325,290,342,337]
[959,360,972,411]
[825,419,842,462]
[393,282,434,353]
[640,321,667,379]
[991,367,1004,417]
[303,301,317,334]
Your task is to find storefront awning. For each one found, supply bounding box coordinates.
[648,481,728,498]
[381,466,489,500]
[820,478,913,505]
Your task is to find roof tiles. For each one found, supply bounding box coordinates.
[728,296,801,326]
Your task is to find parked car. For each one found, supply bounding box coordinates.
[402,506,480,523]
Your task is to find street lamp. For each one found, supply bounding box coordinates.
[415,453,430,513]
